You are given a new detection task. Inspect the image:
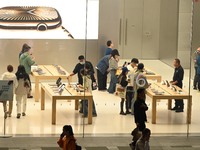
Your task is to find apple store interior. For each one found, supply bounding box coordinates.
[0,0,200,150]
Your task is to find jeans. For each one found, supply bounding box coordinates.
[82,99,97,116]
[194,67,198,88]
[107,70,117,93]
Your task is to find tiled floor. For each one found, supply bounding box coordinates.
[0,136,200,150]
[0,60,200,136]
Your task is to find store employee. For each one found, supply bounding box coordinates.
[170,58,184,112]
[67,55,94,85]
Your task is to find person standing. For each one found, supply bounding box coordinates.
[135,128,151,150]
[134,89,148,132]
[170,58,184,112]
[192,47,200,89]
[67,55,94,86]
[1,65,18,117]
[117,67,130,115]
[96,54,111,91]
[196,55,200,91]
[15,65,30,119]
[126,58,139,110]
[19,43,31,58]
[107,49,120,93]
[19,44,35,98]
[104,40,114,55]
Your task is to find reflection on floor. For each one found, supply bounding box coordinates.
[0,136,200,150]
[0,60,199,136]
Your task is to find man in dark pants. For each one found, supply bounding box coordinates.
[170,58,184,112]
[192,47,200,90]
[96,55,111,90]
[134,88,148,132]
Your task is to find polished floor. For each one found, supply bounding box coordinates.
[0,60,200,136]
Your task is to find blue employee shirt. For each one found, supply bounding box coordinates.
[96,55,110,74]
[105,48,112,55]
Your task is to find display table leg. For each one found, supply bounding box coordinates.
[187,96,192,124]
[35,78,39,102]
[52,97,56,125]
[152,97,157,124]
[41,87,45,110]
[88,98,93,124]
[168,99,172,110]
[75,99,79,110]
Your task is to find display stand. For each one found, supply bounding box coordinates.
[0,80,13,138]
[0,113,12,138]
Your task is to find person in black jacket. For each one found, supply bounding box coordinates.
[117,67,130,115]
[134,88,148,132]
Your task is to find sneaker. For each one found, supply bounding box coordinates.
[22,112,26,116]
[27,95,33,98]
[175,109,183,113]
[171,107,178,111]
[8,114,11,117]
[120,111,126,115]
[126,111,131,115]
[93,114,97,117]
[17,113,21,119]
[193,87,197,90]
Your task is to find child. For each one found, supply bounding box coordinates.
[117,67,130,115]
[79,69,97,117]
[1,65,18,117]
[15,65,30,119]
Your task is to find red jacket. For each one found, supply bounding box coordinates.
[57,135,76,150]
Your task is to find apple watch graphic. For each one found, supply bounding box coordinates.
[0,6,74,39]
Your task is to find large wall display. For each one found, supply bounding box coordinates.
[0,0,99,39]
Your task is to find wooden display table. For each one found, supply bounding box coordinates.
[146,83,192,124]
[31,65,69,102]
[116,68,162,82]
[41,83,93,125]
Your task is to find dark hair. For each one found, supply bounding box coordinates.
[131,58,139,64]
[137,63,144,70]
[78,55,84,60]
[107,40,112,47]
[142,128,151,137]
[7,65,13,72]
[63,125,74,136]
[174,58,180,65]
[22,43,31,53]
[15,65,29,81]
[111,49,120,57]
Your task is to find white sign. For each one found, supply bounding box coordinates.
[0,80,13,101]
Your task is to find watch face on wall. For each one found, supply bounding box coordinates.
[0,6,62,31]
[0,0,99,39]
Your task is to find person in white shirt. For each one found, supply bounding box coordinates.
[1,65,18,118]
[126,58,139,114]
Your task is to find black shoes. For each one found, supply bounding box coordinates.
[27,95,33,98]
[175,109,184,113]
[120,111,126,115]
[17,113,21,119]
[171,107,178,111]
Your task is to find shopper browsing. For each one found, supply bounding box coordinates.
[67,55,95,86]
[117,67,130,115]
[78,69,97,117]
[107,49,120,93]
[170,58,184,112]
[192,47,200,90]
[15,65,31,119]
[19,43,35,98]
[1,65,18,117]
